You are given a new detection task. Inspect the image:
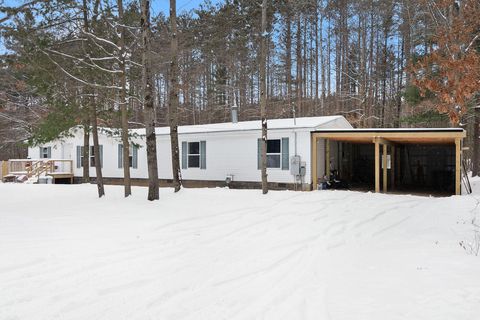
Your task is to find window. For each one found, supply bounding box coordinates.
[79,146,86,167]
[257,138,289,170]
[77,145,102,168]
[89,146,96,167]
[188,142,200,168]
[266,139,281,168]
[182,141,206,169]
[40,147,51,159]
[118,144,138,169]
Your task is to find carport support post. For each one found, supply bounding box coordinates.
[312,134,318,190]
[455,138,461,195]
[375,141,380,193]
[326,139,330,179]
[383,144,388,193]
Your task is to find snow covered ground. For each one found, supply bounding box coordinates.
[1,183,480,320]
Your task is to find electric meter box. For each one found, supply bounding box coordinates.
[290,155,301,175]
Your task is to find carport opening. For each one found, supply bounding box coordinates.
[322,140,456,195]
[394,144,455,194]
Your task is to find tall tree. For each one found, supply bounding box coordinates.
[169,0,182,192]
[117,0,132,197]
[82,0,105,198]
[260,0,268,194]
[141,0,159,201]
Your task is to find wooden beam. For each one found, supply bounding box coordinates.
[383,144,388,193]
[325,139,330,179]
[312,134,318,190]
[313,131,466,140]
[455,138,461,195]
[375,142,380,193]
[373,137,395,146]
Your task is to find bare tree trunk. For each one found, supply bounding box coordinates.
[296,14,302,116]
[117,0,131,197]
[82,0,104,198]
[320,3,325,114]
[141,0,159,201]
[327,16,331,99]
[90,98,105,197]
[315,2,319,104]
[303,16,308,107]
[367,3,375,126]
[260,0,268,194]
[285,10,292,107]
[169,0,181,192]
[358,15,366,125]
[82,122,90,183]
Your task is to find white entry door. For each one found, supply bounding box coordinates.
[61,143,74,172]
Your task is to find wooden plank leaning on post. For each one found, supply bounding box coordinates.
[455,138,461,195]
[391,146,395,190]
[383,144,388,193]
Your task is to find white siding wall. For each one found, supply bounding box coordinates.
[28,129,314,184]
[176,129,312,183]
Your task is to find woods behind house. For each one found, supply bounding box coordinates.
[0,0,479,177]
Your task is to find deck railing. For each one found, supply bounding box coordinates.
[5,159,73,178]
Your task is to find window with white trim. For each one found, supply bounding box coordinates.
[182,141,206,169]
[266,139,281,168]
[188,142,200,168]
[40,147,51,159]
[79,146,102,167]
[118,144,137,169]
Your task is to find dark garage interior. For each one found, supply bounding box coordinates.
[329,142,455,195]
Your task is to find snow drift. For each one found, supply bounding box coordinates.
[1,183,479,320]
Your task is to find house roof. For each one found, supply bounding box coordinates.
[130,116,350,136]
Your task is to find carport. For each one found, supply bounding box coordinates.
[311,129,466,195]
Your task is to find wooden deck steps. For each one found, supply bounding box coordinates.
[1,159,74,184]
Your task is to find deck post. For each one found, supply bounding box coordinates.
[455,138,461,195]
[1,161,7,179]
[375,141,380,193]
[383,144,388,193]
[326,139,330,179]
[311,134,318,190]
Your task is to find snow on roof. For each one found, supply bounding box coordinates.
[130,116,348,136]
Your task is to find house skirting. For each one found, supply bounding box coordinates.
[73,177,311,191]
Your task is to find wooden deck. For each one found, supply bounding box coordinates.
[1,159,74,183]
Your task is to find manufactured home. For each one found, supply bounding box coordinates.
[2,115,467,195]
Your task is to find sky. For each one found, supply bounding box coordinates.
[152,0,217,15]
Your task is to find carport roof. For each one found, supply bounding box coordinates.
[312,128,466,144]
